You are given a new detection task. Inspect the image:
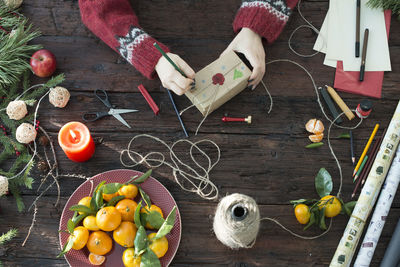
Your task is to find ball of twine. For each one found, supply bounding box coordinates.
[6,100,27,120]
[49,86,70,108]
[3,0,23,9]
[16,123,37,144]
[213,193,260,249]
[0,175,8,197]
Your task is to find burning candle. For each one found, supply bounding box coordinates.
[58,122,95,162]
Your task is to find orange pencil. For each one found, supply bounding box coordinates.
[353,124,379,177]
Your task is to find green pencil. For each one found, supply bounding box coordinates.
[153,42,187,78]
[354,155,368,182]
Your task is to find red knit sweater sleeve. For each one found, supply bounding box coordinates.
[233,0,299,43]
[78,0,170,79]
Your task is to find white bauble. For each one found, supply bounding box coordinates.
[6,100,28,120]
[16,123,37,144]
[0,175,8,197]
[3,0,23,9]
[49,87,70,108]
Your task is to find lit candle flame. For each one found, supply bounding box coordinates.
[69,129,77,140]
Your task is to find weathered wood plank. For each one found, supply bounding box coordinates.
[0,196,398,267]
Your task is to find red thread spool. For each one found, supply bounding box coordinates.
[356,99,373,119]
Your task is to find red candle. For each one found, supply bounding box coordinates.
[58,122,95,162]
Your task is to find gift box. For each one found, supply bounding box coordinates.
[185,50,252,116]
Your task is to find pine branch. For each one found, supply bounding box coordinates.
[367,0,400,17]
[8,183,25,212]
[0,6,42,90]
[0,228,18,246]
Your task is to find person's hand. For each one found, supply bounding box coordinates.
[155,53,195,95]
[221,27,265,90]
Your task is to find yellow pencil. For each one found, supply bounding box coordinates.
[353,123,379,177]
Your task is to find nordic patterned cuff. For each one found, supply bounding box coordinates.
[116,26,170,79]
[233,0,293,43]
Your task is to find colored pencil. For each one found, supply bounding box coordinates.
[351,137,380,199]
[361,132,385,186]
[354,155,368,182]
[350,130,355,165]
[153,42,187,78]
[353,123,380,177]
[164,86,189,138]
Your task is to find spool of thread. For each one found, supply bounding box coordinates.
[355,99,373,119]
[213,193,260,249]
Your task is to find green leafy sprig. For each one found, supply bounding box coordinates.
[290,168,356,230]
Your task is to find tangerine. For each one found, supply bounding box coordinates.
[318,195,342,218]
[294,204,311,224]
[77,196,92,215]
[305,118,324,134]
[148,232,168,258]
[87,231,113,256]
[113,221,137,248]
[115,199,137,222]
[70,226,89,250]
[96,206,122,231]
[118,184,138,199]
[141,205,164,229]
[122,248,141,267]
[83,215,100,231]
[309,132,324,143]
[88,253,105,265]
[102,191,120,202]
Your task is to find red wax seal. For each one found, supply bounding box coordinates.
[212,73,225,85]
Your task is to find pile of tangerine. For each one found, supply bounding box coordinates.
[68,184,168,266]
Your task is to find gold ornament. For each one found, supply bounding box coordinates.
[3,0,23,9]
[49,86,70,108]
[16,123,37,144]
[6,100,28,120]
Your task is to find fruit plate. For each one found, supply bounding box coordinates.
[59,169,182,267]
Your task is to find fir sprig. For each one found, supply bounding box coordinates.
[0,6,42,91]
[367,0,400,17]
[0,229,18,246]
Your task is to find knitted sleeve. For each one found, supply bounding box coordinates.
[233,0,299,43]
[78,0,170,79]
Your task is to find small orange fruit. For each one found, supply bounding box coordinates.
[102,191,120,202]
[77,196,92,215]
[83,215,100,231]
[148,232,168,258]
[118,184,138,199]
[306,118,325,134]
[141,205,164,229]
[318,195,342,218]
[294,204,311,225]
[70,226,89,250]
[122,248,141,267]
[88,253,105,265]
[115,199,137,222]
[309,132,324,143]
[87,231,113,256]
[96,206,122,232]
[113,221,137,248]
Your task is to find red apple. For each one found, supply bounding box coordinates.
[30,49,57,78]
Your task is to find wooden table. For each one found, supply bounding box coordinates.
[1,0,399,266]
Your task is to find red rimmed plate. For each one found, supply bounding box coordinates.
[59,169,181,267]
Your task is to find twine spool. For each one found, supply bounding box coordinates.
[213,193,260,249]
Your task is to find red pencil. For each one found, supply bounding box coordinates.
[138,84,160,115]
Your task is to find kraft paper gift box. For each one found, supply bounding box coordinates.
[185,50,252,116]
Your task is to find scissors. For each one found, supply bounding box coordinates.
[82,89,138,128]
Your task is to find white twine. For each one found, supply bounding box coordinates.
[120,134,220,200]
